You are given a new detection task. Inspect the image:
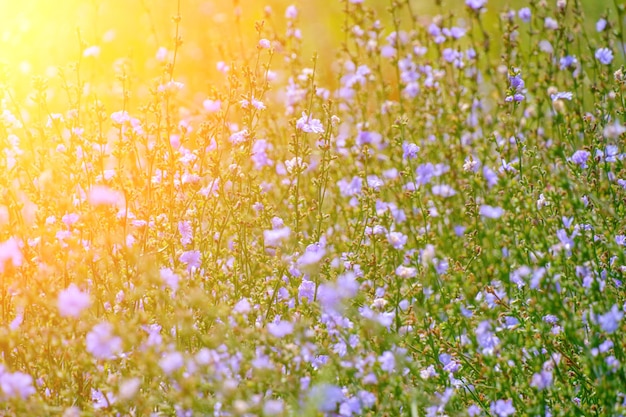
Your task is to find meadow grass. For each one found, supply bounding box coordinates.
[0,0,624,416]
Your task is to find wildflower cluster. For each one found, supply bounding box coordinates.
[0,0,623,416]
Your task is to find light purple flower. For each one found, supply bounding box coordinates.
[598,304,623,333]
[233,298,251,314]
[264,226,291,247]
[0,372,35,399]
[551,91,573,102]
[560,55,577,70]
[58,284,91,318]
[267,320,294,338]
[479,205,504,219]
[491,399,515,417]
[160,267,180,293]
[263,399,284,415]
[402,142,420,159]
[378,351,396,372]
[544,17,558,30]
[387,231,408,249]
[297,242,326,266]
[86,322,122,360]
[309,384,344,412]
[159,351,184,375]
[596,48,614,65]
[180,250,201,272]
[466,0,487,10]
[468,404,482,416]
[475,320,500,355]
[518,7,531,22]
[570,150,590,168]
[298,279,316,302]
[505,73,525,102]
[178,221,193,246]
[530,370,553,390]
[296,112,324,134]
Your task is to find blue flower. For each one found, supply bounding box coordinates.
[479,205,504,219]
[309,384,344,412]
[595,48,614,65]
[466,0,487,10]
[598,305,623,333]
[570,150,590,168]
[559,55,578,70]
[490,399,515,417]
[551,91,573,102]
[518,7,531,22]
[531,370,553,390]
[505,72,525,102]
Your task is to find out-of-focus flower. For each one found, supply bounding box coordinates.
[596,48,614,65]
[0,371,35,399]
[58,284,91,318]
[88,186,124,207]
[86,322,122,360]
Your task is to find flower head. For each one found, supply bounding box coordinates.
[86,322,122,360]
[58,284,91,318]
[466,0,487,10]
[596,48,614,65]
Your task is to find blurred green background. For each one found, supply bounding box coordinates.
[0,0,616,104]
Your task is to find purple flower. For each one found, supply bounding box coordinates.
[297,242,326,266]
[570,150,590,168]
[0,237,22,273]
[264,226,291,247]
[596,18,607,32]
[598,305,623,333]
[180,250,201,272]
[402,142,420,159]
[86,322,122,360]
[551,91,573,102]
[356,131,382,147]
[556,229,575,251]
[160,267,180,293]
[296,112,324,134]
[178,221,193,246]
[505,73,525,102]
[309,384,344,412]
[317,272,358,314]
[252,139,273,169]
[559,55,578,70]
[530,370,553,390]
[298,279,316,302]
[159,351,184,375]
[479,205,504,219]
[483,166,499,188]
[544,17,558,30]
[468,404,482,416]
[378,351,396,372]
[518,7,531,22]
[267,320,294,338]
[263,399,284,415]
[387,231,408,249]
[475,320,500,355]
[491,399,515,417]
[0,372,35,399]
[58,284,91,318]
[595,48,614,65]
[339,397,362,416]
[233,298,251,314]
[466,0,487,10]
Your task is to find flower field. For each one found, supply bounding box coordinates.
[0,0,624,415]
